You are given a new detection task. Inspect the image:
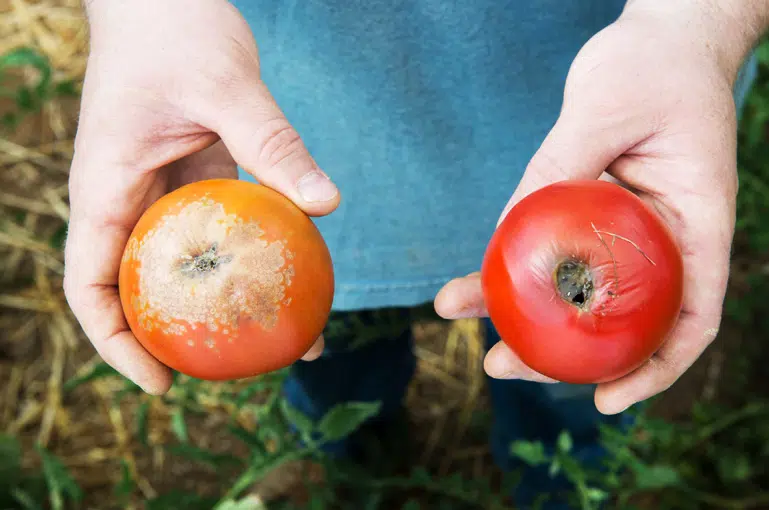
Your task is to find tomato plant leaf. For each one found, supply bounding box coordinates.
[280,400,315,437]
[0,434,22,485]
[146,490,219,510]
[548,458,561,478]
[0,48,52,95]
[114,459,135,503]
[35,444,83,510]
[402,500,421,510]
[717,453,753,482]
[166,444,243,469]
[215,495,265,510]
[11,488,44,510]
[587,487,609,502]
[227,423,266,458]
[510,440,549,466]
[318,402,381,442]
[410,467,432,484]
[556,430,573,453]
[633,464,680,490]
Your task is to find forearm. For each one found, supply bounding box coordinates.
[622,0,769,81]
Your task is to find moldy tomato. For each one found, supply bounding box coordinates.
[481,180,684,384]
[118,179,334,381]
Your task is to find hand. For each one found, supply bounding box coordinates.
[63,0,338,394]
[435,1,767,414]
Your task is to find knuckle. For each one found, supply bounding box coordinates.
[256,120,306,169]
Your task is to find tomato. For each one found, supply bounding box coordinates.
[118,179,334,381]
[481,180,684,384]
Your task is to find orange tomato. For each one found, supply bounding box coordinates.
[118,178,334,381]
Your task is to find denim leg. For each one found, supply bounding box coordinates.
[281,308,417,456]
[484,318,632,509]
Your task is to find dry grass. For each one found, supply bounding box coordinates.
[0,1,495,507]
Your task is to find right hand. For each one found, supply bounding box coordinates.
[64,0,339,394]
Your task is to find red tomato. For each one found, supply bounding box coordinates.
[118,179,334,381]
[481,180,684,384]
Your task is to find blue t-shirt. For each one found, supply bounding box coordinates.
[233,0,756,311]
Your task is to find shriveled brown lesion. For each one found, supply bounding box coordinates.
[555,259,593,309]
[131,196,294,339]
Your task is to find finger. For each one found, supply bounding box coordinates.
[64,216,173,395]
[497,102,642,226]
[205,81,340,217]
[301,335,325,362]
[484,341,559,383]
[594,196,733,414]
[434,272,488,319]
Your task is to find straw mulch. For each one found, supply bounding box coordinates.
[0,1,496,507]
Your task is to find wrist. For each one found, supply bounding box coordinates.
[621,0,769,83]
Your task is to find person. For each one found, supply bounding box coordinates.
[63,0,765,507]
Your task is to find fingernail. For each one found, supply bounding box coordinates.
[297,171,338,202]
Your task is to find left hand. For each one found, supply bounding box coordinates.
[435,1,762,414]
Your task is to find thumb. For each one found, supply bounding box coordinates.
[498,108,632,225]
[209,81,340,217]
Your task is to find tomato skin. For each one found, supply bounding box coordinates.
[481,180,684,384]
[118,179,334,381]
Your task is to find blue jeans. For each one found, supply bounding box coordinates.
[282,307,630,508]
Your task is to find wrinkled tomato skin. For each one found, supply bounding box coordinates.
[119,179,334,381]
[481,180,684,384]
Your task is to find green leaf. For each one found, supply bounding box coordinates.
[510,440,549,466]
[548,458,561,478]
[0,47,52,101]
[11,489,45,510]
[227,424,265,456]
[166,444,242,469]
[16,86,37,111]
[0,434,22,484]
[53,80,79,97]
[215,495,265,510]
[147,490,219,510]
[36,444,83,510]
[318,402,381,442]
[717,453,753,482]
[63,362,119,392]
[280,400,315,436]
[633,464,680,490]
[114,459,135,502]
[136,400,151,445]
[363,492,383,510]
[586,488,609,502]
[2,111,19,129]
[402,500,421,510]
[171,407,189,443]
[556,430,573,453]
[410,467,432,483]
[49,224,68,251]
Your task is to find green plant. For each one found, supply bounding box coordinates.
[0,47,79,129]
[510,399,769,510]
[0,434,82,510]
